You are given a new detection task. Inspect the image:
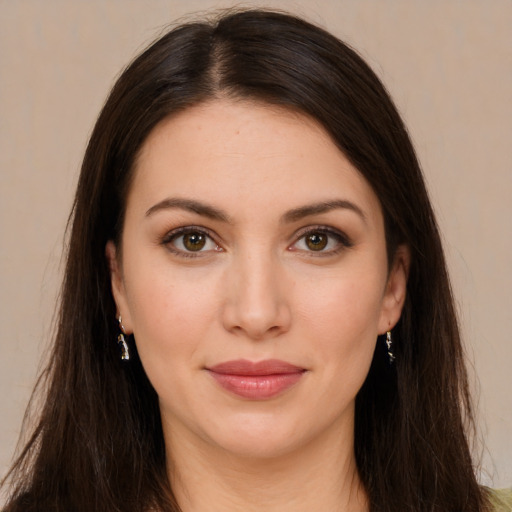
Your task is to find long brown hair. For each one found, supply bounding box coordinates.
[2,9,489,512]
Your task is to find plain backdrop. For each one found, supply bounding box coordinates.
[1,0,511,489]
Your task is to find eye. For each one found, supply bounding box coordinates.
[303,232,329,251]
[163,227,221,256]
[291,227,352,255]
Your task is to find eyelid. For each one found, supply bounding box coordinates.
[161,225,223,257]
[159,224,352,258]
[289,225,353,254]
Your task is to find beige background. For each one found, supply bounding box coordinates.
[1,0,510,489]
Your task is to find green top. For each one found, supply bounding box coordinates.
[488,488,512,511]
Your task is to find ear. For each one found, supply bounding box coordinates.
[105,240,133,334]
[378,244,410,334]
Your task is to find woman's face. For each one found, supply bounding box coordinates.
[107,100,408,459]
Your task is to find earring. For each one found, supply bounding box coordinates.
[117,315,130,361]
[386,331,395,364]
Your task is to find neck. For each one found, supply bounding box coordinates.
[165,420,368,512]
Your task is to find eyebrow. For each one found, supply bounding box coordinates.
[282,200,367,224]
[145,197,366,224]
[145,197,232,223]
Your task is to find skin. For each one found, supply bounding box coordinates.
[107,99,409,511]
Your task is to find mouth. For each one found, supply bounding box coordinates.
[206,359,306,400]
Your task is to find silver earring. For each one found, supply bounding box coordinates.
[117,315,130,361]
[386,331,395,364]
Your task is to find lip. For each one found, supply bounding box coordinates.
[206,359,306,400]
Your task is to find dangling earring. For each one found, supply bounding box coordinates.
[386,331,395,364]
[117,315,130,361]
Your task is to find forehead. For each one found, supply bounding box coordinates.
[129,99,382,223]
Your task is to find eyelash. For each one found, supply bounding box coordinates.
[290,226,353,256]
[160,225,353,258]
[161,226,221,259]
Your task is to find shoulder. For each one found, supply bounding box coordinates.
[487,488,512,512]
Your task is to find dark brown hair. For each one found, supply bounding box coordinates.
[2,9,489,512]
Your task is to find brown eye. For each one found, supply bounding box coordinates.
[165,228,219,255]
[291,227,352,255]
[183,232,206,251]
[305,233,328,251]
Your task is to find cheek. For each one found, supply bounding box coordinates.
[297,268,385,322]
[122,257,220,364]
[122,265,223,420]
[294,266,385,363]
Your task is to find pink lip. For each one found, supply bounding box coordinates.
[206,359,306,400]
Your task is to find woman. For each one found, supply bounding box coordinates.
[1,8,510,512]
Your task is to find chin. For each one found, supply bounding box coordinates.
[213,433,304,461]
[199,411,318,460]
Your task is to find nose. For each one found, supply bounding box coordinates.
[221,250,292,341]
